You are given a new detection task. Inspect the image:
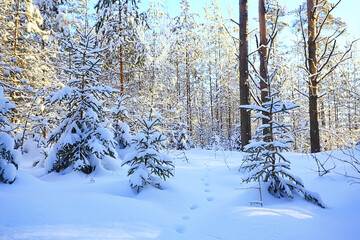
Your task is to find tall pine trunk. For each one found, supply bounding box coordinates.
[119,2,124,96]
[186,51,192,134]
[307,0,321,153]
[259,0,270,141]
[239,0,251,149]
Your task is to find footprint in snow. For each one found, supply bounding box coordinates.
[204,188,210,193]
[182,215,190,220]
[175,225,186,234]
[204,183,209,187]
[206,197,215,202]
[189,204,199,210]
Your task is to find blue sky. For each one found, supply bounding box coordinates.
[139,0,360,40]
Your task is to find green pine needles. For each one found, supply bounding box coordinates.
[45,29,118,174]
[0,87,20,184]
[123,111,174,192]
[240,72,325,208]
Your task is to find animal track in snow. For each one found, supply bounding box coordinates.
[189,204,199,210]
[175,225,186,234]
[206,197,215,202]
[182,215,190,220]
[204,188,210,192]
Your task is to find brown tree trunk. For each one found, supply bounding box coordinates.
[14,0,20,57]
[259,0,270,141]
[239,0,251,149]
[209,63,214,131]
[186,51,192,134]
[11,0,21,123]
[307,0,321,153]
[119,1,124,95]
[119,2,124,121]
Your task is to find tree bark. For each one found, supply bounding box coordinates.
[186,51,192,134]
[307,0,321,153]
[239,0,251,149]
[259,0,270,141]
[119,1,124,96]
[119,1,124,122]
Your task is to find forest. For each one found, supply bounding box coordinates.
[0,0,359,239]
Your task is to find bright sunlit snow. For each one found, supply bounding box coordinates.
[1,146,359,240]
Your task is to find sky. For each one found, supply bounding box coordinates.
[139,0,360,40]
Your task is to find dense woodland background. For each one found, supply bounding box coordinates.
[0,0,359,156]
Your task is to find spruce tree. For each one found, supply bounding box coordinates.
[45,29,118,174]
[123,111,174,192]
[0,87,20,183]
[240,72,324,208]
[168,123,191,150]
[111,95,131,149]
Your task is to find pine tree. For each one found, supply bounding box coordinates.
[44,29,118,174]
[239,0,251,149]
[111,95,131,149]
[0,87,20,184]
[168,123,191,150]
[95,0,145,96]
[123,111,174,192]
[171,0,199,136]
[240,71,324,208]
[294,0,353,153]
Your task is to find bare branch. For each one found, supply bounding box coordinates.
[318,39,359,83]
[317,40,337,75]
[223,23,239,49]
[230,19,239,26]
[248,59,260,76]
[249,87,261,106]
[295,88,309,98]
[248,44,269,57]
[317,36,330,63]
[299,6,309,71]
[314,0,342,42]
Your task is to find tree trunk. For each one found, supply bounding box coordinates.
[307,0,321,153]
[14,0,19,57]
[119,2,124,122]
[259,0,270,141]
[119,2,124,96]
[209,63,214,132]
[186,51,192,134]
[239,0,251,149]
[11,0,20,123]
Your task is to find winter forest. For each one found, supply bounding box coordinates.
[1,0,360,239]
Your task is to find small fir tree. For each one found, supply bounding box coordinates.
[0,87,20,183]
[111,95,131,149]
[45,29,118,174]
[240,72,324,208]
[168,123,191,150]
[123,111,174,192]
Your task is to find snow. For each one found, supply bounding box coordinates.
[0,159,16,183]
[0,133,15,153]
[48,86,73,103]
[1,148,360,239]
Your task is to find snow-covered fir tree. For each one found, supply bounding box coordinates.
[44,29,118,174]
[123,111,174,192]
[111,95,131,149]
[240,71,325,208]
[167,123,191,150]
[0,87,20,184]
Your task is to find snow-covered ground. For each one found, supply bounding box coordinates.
[1,147,360,240]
